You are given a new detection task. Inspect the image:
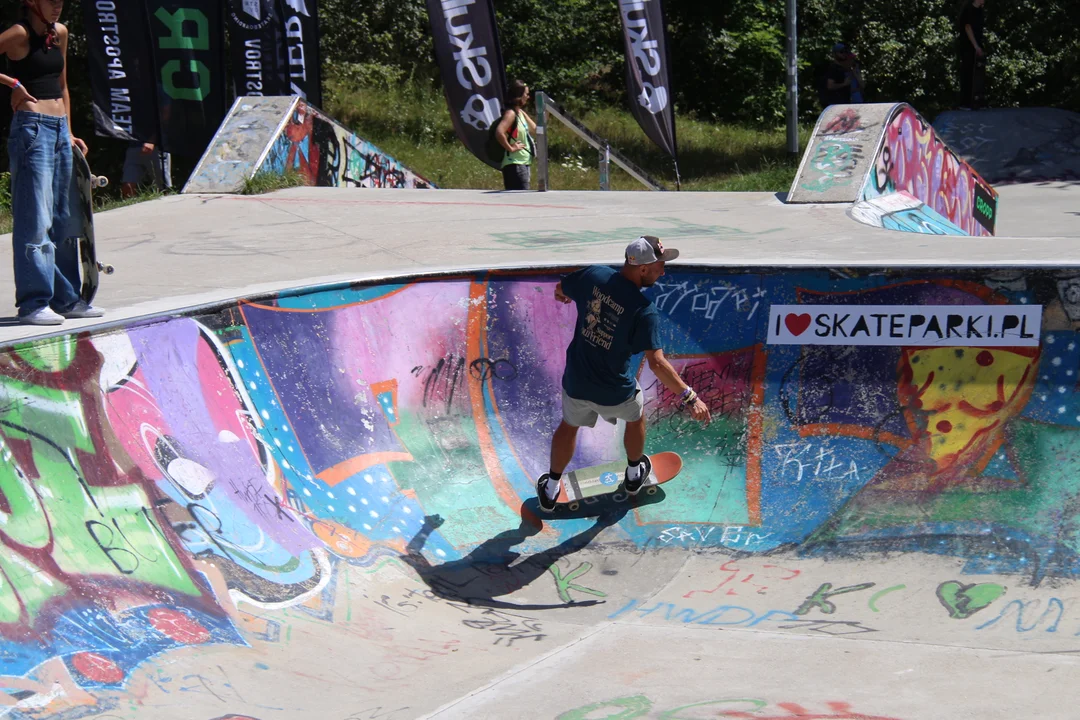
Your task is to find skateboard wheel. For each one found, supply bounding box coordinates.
[647,486,657,495]
[569,502,580,511]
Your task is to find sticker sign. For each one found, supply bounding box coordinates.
[768,305,1042,347]
[973,181,997,234]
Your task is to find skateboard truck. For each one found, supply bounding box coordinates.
[89,175,112,274]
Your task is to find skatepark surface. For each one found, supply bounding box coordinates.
[0,108,1079,719]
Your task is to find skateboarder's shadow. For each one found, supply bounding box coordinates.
[400,503,628,611]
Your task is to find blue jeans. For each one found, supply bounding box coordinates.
[8,112,81,316]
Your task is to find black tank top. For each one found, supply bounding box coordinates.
[8,21,63,101]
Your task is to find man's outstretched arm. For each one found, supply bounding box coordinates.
[645,348,711,424]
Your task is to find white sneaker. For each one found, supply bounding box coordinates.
[19,307,64,325]
[61,301,105,319]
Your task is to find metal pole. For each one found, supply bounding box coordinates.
[535,92,549,192]
[785,0,799,156]
[599,145,611,191]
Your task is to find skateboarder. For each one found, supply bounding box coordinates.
[536,236,711,512]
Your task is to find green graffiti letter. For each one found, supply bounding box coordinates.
[549,562,607,604]
[795,582,876,615]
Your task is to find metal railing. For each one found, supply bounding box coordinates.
[534,91,665,192]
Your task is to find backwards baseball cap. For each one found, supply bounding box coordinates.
[625,235,679,265]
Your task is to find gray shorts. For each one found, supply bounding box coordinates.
[561,386,644,428]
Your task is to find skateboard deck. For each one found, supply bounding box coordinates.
[71,145,113,303]
[551,451,682,512]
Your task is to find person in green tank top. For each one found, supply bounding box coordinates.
[495,79,536,190]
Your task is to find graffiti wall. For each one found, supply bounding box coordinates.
[264,100,434,189]
[860,106,998,237]
[790,103,998,237]
[1,266,1079,709]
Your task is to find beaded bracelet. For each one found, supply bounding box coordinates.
[10,80,20,90]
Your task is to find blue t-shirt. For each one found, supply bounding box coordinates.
[561,265,662,406]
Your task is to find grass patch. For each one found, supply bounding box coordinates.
[240,169,309,195]
[323,75,812,192]
[98,187,168,211]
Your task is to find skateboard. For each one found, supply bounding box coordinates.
[550,451,683,512]
[972,55,987,109]
[71,145,114,303]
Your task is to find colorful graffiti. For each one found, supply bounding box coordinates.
[791,104,889,200]
[861,106,997,237]
[4,266,1080,709]
[0,333,245,704]
[849,191,967,235]
[264,100,434,189]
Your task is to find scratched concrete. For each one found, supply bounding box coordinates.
[85,548,1080,719]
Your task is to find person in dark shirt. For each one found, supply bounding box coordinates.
[823,43,863,107]
[957,0,986,109]
[536,236,711,512]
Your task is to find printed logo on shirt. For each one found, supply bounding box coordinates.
[580,286,625,350]
[767,304,1041,347]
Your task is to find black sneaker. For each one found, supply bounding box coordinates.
[536,473,561,512]
[623,455,652,495]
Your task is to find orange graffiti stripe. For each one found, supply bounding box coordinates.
[746,344,767,526]
[317,452,415,486]
[465,279,540,526]
[798,423,910,450]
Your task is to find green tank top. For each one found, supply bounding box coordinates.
[501,111,531,168]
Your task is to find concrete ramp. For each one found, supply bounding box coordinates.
[791,103,998,236]
[184,95,434,193]
[1,257,1079,717]
[935,107,1080,184]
